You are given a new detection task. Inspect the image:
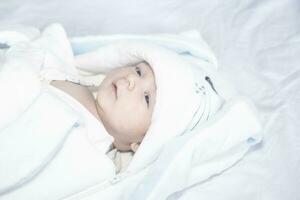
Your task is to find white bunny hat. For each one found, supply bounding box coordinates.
[75,41,224,172]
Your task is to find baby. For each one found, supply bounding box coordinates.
[0,24,225,199]
[70,41,224,173]
[0,40,224,200]
[51,61,156,153]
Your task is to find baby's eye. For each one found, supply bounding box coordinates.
[135,66,142,76]
[144,93,150,107]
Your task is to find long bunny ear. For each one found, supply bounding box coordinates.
[74,42,146,74]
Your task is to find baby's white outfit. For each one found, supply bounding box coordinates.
[2,28,118,200]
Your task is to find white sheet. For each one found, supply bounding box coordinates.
[0,0,299,199]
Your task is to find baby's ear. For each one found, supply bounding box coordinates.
[130,142,140,152]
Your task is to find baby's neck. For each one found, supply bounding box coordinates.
[50,80,101,122]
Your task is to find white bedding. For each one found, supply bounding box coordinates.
[0,24,117,200]
[0,0,299,199]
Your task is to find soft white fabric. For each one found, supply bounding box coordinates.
[72,30,218,70]
[1,0,299,199]
[106,149,134,174]
[0,91,79,194]
[62,97,262,200]
[130,97,262,200]
[0,23,263,200]
[0,24,115,200]
[0,42,43,130]
[0,24,40,47]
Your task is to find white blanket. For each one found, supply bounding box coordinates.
[62,98,262,200]
[0,24,263,200]
[62,26,263,200]
[0,24,115,200]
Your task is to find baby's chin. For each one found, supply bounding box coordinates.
[113,142,132,151]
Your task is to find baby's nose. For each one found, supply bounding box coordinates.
[126,74,136,91]
[116,74,136,91]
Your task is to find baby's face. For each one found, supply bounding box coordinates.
[96,62,156,151]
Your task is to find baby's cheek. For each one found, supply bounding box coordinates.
[135,117,150,135]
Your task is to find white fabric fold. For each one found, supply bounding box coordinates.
[0,23,116,200]
[130,97,262,200]
[0,23,264,200]
[0,91,80,195]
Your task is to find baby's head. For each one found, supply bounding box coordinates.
[96,62,156,152]
[88,41,223,171]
